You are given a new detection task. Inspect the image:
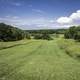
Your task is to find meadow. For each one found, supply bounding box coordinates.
[0,38,80,80]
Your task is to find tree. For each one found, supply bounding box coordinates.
[64,26,80,41]
[74,32,80,41]
[0,23,31,41]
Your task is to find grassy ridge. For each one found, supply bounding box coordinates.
[0,39,80,80]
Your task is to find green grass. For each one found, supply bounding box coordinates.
[57,38,80,60]
[0,40,33,50]
[0,39,80,80]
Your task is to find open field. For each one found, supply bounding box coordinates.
[0,39,80,80]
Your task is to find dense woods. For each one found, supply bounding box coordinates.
[64,26,80,41]
[0,23,30,41]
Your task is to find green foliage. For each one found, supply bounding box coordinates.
[34,33,53,40]
[64,26,80,41]
[0,23,31,41]
[25,29,66,40]
[57,39,80,60]
[74,31,80,41]
[33,34,42,39]
[41,33,53,40]
[25,29,66,34]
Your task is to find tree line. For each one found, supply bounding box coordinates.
[64,26,80,41]
[0,23,30,41]
[25,29,66,40]
[25,29,66,34]
[2,23,80,42]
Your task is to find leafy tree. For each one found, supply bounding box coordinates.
[74,31,80,41]
[64,26,80,41]
[0,23,31,41]
[34,33,53,40]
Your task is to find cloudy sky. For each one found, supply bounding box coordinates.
[0,0,80,30]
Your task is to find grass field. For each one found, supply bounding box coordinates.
[0,39,80,80]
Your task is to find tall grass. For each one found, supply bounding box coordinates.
[57,38,80,60]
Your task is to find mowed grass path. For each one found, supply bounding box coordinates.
[0,40,80,80]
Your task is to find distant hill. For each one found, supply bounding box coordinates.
[25,29,67,34]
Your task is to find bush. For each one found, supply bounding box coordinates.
[64,26,80,41]
[25,33,31,39]
[74,32,80,41]
[34,33,53,40]
[34,34,42,39]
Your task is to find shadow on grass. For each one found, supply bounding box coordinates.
[0,42,32,50]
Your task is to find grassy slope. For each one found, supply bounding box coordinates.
[57,38,80,60]
[0,39,80,80]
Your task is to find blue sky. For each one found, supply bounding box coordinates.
[0,0,80,30]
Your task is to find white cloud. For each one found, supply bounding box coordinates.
[5,15,11,18]
[57,17,72,24]
[0,16,21,26]
[32,9,44,14]
[28,5,32,7]
[12,3,21,6]
[12,16,19,19]
[57,10,80,25]
[0,16,72,29]
[0,16,58,29]
[5,16,19,19]
[70,11,80,20]
[1,10,80,30]
[49,20,55,23]
[77,10,80,13]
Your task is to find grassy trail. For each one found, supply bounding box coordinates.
[0,40,80,80]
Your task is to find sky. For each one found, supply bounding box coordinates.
[0,0,80,30]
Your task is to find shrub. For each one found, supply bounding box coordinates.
[34,33,53,40]
[64,26,80,41]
